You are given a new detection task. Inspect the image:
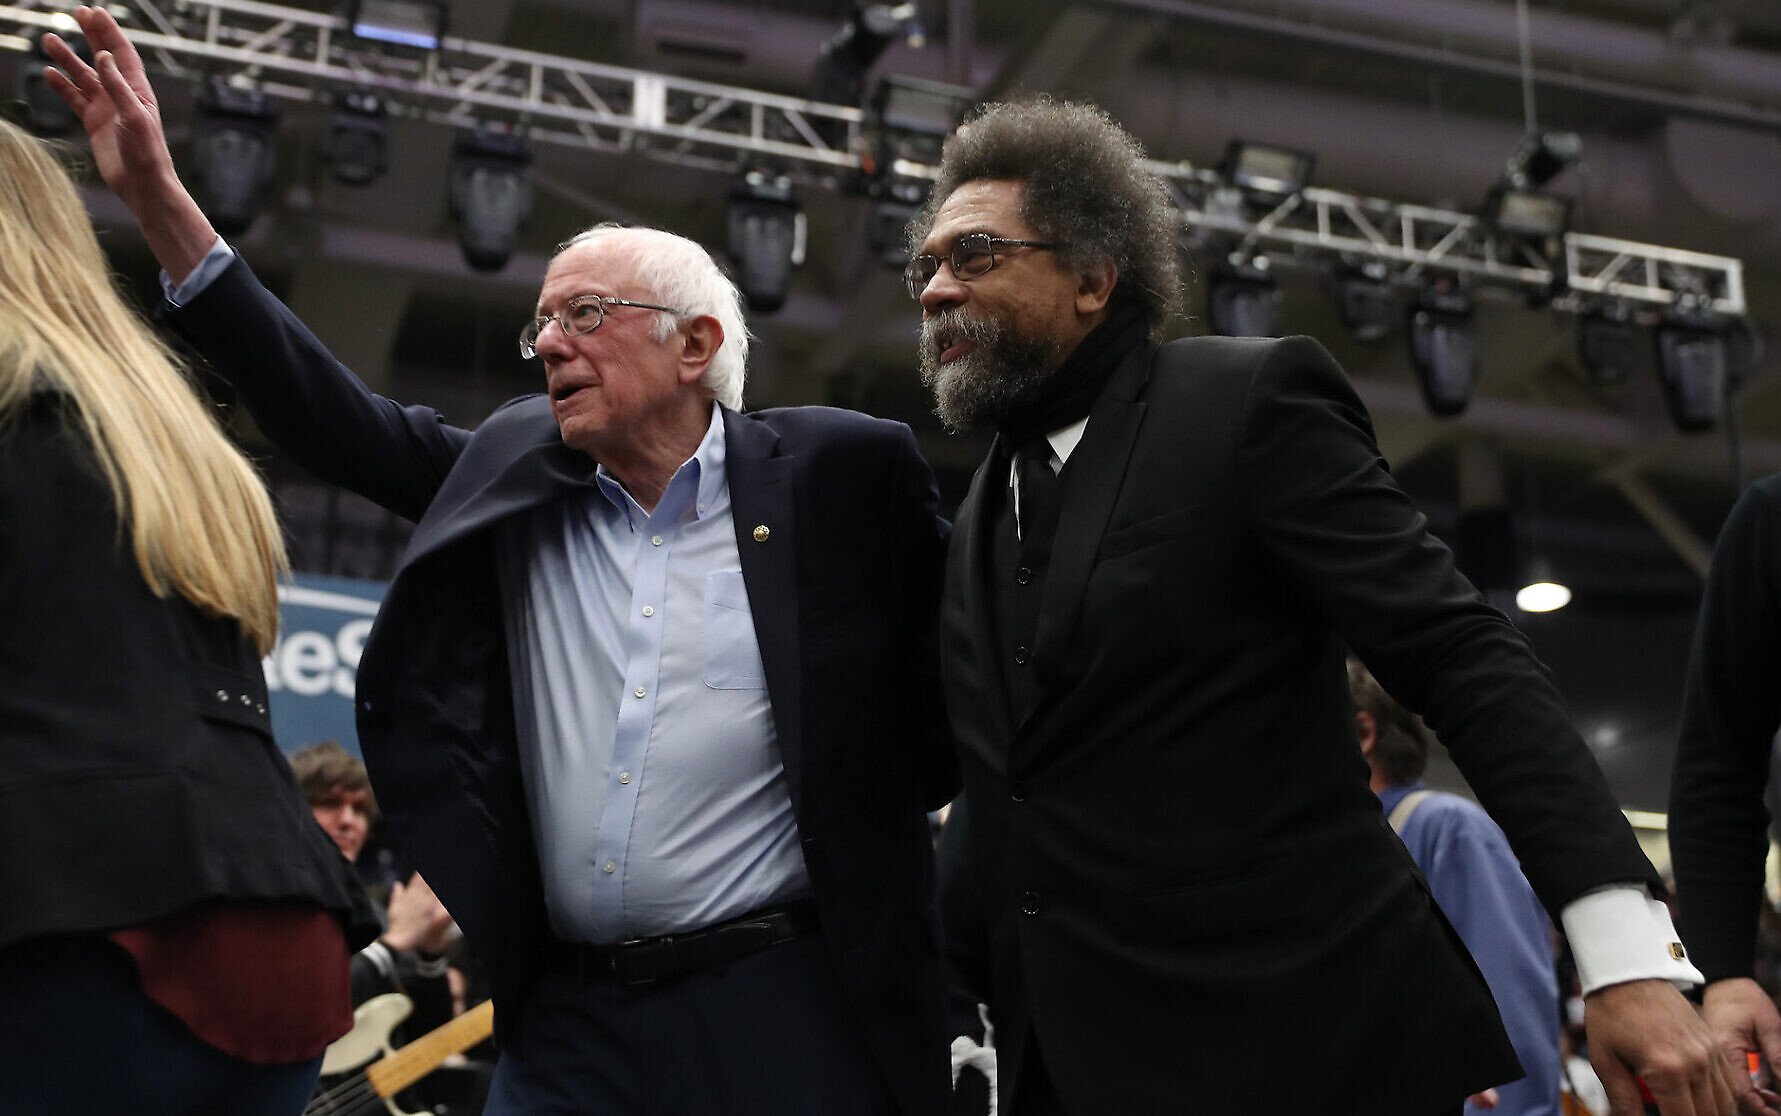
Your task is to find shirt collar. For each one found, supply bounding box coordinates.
[1375,779,1428,817]
[592,402,728,528]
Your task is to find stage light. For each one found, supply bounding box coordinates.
[811,3,923,107]
[864,74,971,177]
[1578,304,1638,385]
[1481,184,1574,241]
[448,129,533,273]
[1208,256,1281,338]
[192,78,280,237]
[1506,131,1583,190]
[349,0,447,51]
[727,169,804,314]
[1515,578,1572,613]
[1655,311,1730,433]
[870,196,921,269]
[1408,282,1477,417]
[323,91,388,187]
[14,40,81,136]
[1219,140,1315,200]
[1336,263,1396,343]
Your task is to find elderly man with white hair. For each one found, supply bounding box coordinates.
[43,9,956,1113]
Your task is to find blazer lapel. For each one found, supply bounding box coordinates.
[945,438,1017,746]
[723,409,806,811]
[403,398,593,568]
[1025,346,1156,716]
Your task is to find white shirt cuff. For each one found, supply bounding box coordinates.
[159,235,234,307]
[1560,884,1704,994]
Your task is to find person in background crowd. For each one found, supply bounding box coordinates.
[1670,473,1781,1109]
[43,9,955,1113]
[0,115,376,1115]
[909,95,1741,1116]
[288,741,455,1033]
[1350,659,1561,1116]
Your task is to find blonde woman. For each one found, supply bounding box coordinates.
[0,117,377,1115]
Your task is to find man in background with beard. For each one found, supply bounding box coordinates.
[906,97,1745,1116]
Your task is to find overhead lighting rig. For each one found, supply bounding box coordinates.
[727,167,805,314]
[0,0,1745,314]
[192,76,280,236]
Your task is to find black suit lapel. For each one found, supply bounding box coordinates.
[723,409,806,812]
[945,438,1017,745]
[1026,346,1156,711]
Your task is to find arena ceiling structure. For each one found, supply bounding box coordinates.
[5,0,1781,818]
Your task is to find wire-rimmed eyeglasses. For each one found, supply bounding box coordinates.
[903,233,1057,300]
[518,294,685,359]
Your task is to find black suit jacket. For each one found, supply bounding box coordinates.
[941,334,1657,1114]
[168,257,956,1115]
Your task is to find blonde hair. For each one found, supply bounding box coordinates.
[0,120,287,653]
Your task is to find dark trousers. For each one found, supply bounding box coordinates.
[0,936,323,1116]
[485,934,895,1115]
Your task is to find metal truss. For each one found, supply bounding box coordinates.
[0,0,1747,316]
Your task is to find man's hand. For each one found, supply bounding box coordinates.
[1587,978,1746,1115]
[1704,978,1781,1114]
[381,872,455,955]
[40,5,217,282]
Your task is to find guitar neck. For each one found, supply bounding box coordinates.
[364,999,495,1098]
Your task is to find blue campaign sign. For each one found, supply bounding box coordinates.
[265,573,386,757]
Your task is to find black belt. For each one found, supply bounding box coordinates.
[545,900,820,986]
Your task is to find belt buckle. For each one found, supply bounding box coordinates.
[610,935,672,986]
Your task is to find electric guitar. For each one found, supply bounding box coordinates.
[305,994,495,1116]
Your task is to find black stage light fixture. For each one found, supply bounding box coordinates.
[811,3,922,107]
[14,40,81,135]
[192,78,281,237]
[1481,183,1574,241]
[1208,256,1282,338]
[869,194,922,269]
[1408,281,1478,417]
[1506,131,1583,190]
[727,169,804,313]
[1578,304,1639,385]
[449,129,533,273]
[865,74,971,175]
[1336,262,1396,343]
[323,91,388,187]
[1655,310,1730,433]
[349,0,447,50]
[1219,140,1315,200]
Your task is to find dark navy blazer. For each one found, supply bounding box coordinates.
[167,257,956,1115]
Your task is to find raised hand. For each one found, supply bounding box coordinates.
[39,5,217,282]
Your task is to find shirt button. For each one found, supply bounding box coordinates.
[1014,645,1031,665]
[633,686,646,698]
[603,861,616,874]
[1015,566,1033,585]
[618,771,631,785]
[651,535,664,546]
[641,605,655,617]
[1010,783,1028,802]
[1020,891,1042,916]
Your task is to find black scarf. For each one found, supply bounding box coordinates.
[996,300,1148,448]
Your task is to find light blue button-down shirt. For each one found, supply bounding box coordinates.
[496,405,810,944]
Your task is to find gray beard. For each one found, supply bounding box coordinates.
[919,309,1067,433]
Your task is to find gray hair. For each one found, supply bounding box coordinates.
[909,97,1184,338]
[555,224,751,410]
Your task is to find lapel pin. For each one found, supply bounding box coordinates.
[753,525,771,543]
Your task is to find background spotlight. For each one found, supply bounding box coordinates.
[1208,256,1281,338]
[192,78,281,237]
[449,129,533,273]
[1409,281,1478,417]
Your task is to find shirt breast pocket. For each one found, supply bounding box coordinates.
[702,569,768,689]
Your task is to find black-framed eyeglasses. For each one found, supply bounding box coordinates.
[903,233,1057,300]
[518,294,685,359]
